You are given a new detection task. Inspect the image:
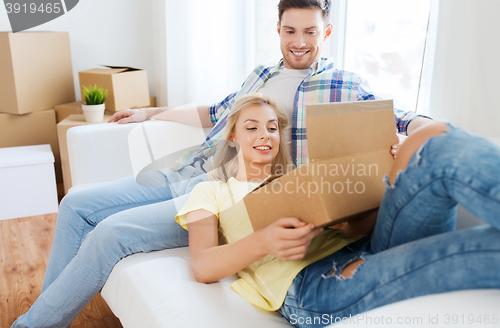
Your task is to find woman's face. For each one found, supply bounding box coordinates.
[230,104,280,171]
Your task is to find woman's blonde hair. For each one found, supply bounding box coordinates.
[209,93,293,182]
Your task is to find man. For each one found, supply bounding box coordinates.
[110,1,430,163]
[13,0,431,326]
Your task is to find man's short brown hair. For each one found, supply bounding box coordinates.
[278,0,331,24]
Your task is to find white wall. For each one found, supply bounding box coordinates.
[428,0,500,144]
[2,0,499,138]
[0,0,157,102]
[162,0,250,108]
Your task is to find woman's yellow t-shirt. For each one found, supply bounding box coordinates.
[175,177,361,312]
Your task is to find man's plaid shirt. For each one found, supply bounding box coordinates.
[174,57,424,170]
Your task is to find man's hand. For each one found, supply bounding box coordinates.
[259,217,323,261]
[108,108,165,124]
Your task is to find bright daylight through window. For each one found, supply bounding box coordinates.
[343,0,431,112]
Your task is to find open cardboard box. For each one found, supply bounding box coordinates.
[244,99,398,231]
[79,66,150,112]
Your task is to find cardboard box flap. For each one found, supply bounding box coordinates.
[102,65,143,73]
[244,165,330,231]
[306,99,398,162]
[80,68,120,75]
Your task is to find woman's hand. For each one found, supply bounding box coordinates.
[259,217,323,261]
[391,134,408,158]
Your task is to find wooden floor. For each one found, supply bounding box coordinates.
[0,214,122,328]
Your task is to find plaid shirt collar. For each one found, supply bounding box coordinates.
[267,57,335,81]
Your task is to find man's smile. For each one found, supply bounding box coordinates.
[290,50,310,57]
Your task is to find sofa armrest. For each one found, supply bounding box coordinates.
[67,121,211,187]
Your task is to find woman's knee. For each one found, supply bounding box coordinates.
[388,122,449,186]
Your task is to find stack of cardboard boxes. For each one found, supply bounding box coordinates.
[1,31,154,202]
[0,32,75,190]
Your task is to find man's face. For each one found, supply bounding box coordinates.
[278,8,332,69]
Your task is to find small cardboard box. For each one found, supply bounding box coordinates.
[0,32,75,114]
[0,110,62,184]
[57,114,112,194]
[54,101,83,123]
[0,144,59,221]
[244,99,398,231]
[79,66,150,112]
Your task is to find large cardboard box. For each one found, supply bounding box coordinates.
[0,145,59,220]
[0,110,62,184]
[57,114,112,194]
[244,100,398,231]
[0,32,75,114]
[79,66,150,112]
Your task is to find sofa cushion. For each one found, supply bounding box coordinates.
[101,247,291,328]
[327,289,500,327]
[103,247,500,328]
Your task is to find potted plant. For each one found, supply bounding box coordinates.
[82,84,108,123]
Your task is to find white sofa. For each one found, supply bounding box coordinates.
[67,121,500,328]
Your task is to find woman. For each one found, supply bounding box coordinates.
[176,93,500,327]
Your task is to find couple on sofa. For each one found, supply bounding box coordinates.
[13,1,500,327]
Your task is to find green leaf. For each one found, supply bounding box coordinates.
[82,84,108,105]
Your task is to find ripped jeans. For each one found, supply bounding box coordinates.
[279,125,500,327]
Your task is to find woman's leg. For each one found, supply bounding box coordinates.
[279,123,500,327]
[371,123,500,252]
[12,193,192,328]
[42,171,174,291]
[279,226,500,328]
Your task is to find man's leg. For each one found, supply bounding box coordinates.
[42,171,174,291]
[371,123,500,253]
[12,193,191,328]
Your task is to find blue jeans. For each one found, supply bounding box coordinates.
[12,168,207,328]
[279,125,500,327]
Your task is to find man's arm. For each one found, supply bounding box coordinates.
[355,78,433,136]
[107,105,213,128]
[147,105,213,128]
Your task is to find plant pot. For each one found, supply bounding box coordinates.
[82,103,105,123]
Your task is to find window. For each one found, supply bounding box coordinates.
[342,0,431,112]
